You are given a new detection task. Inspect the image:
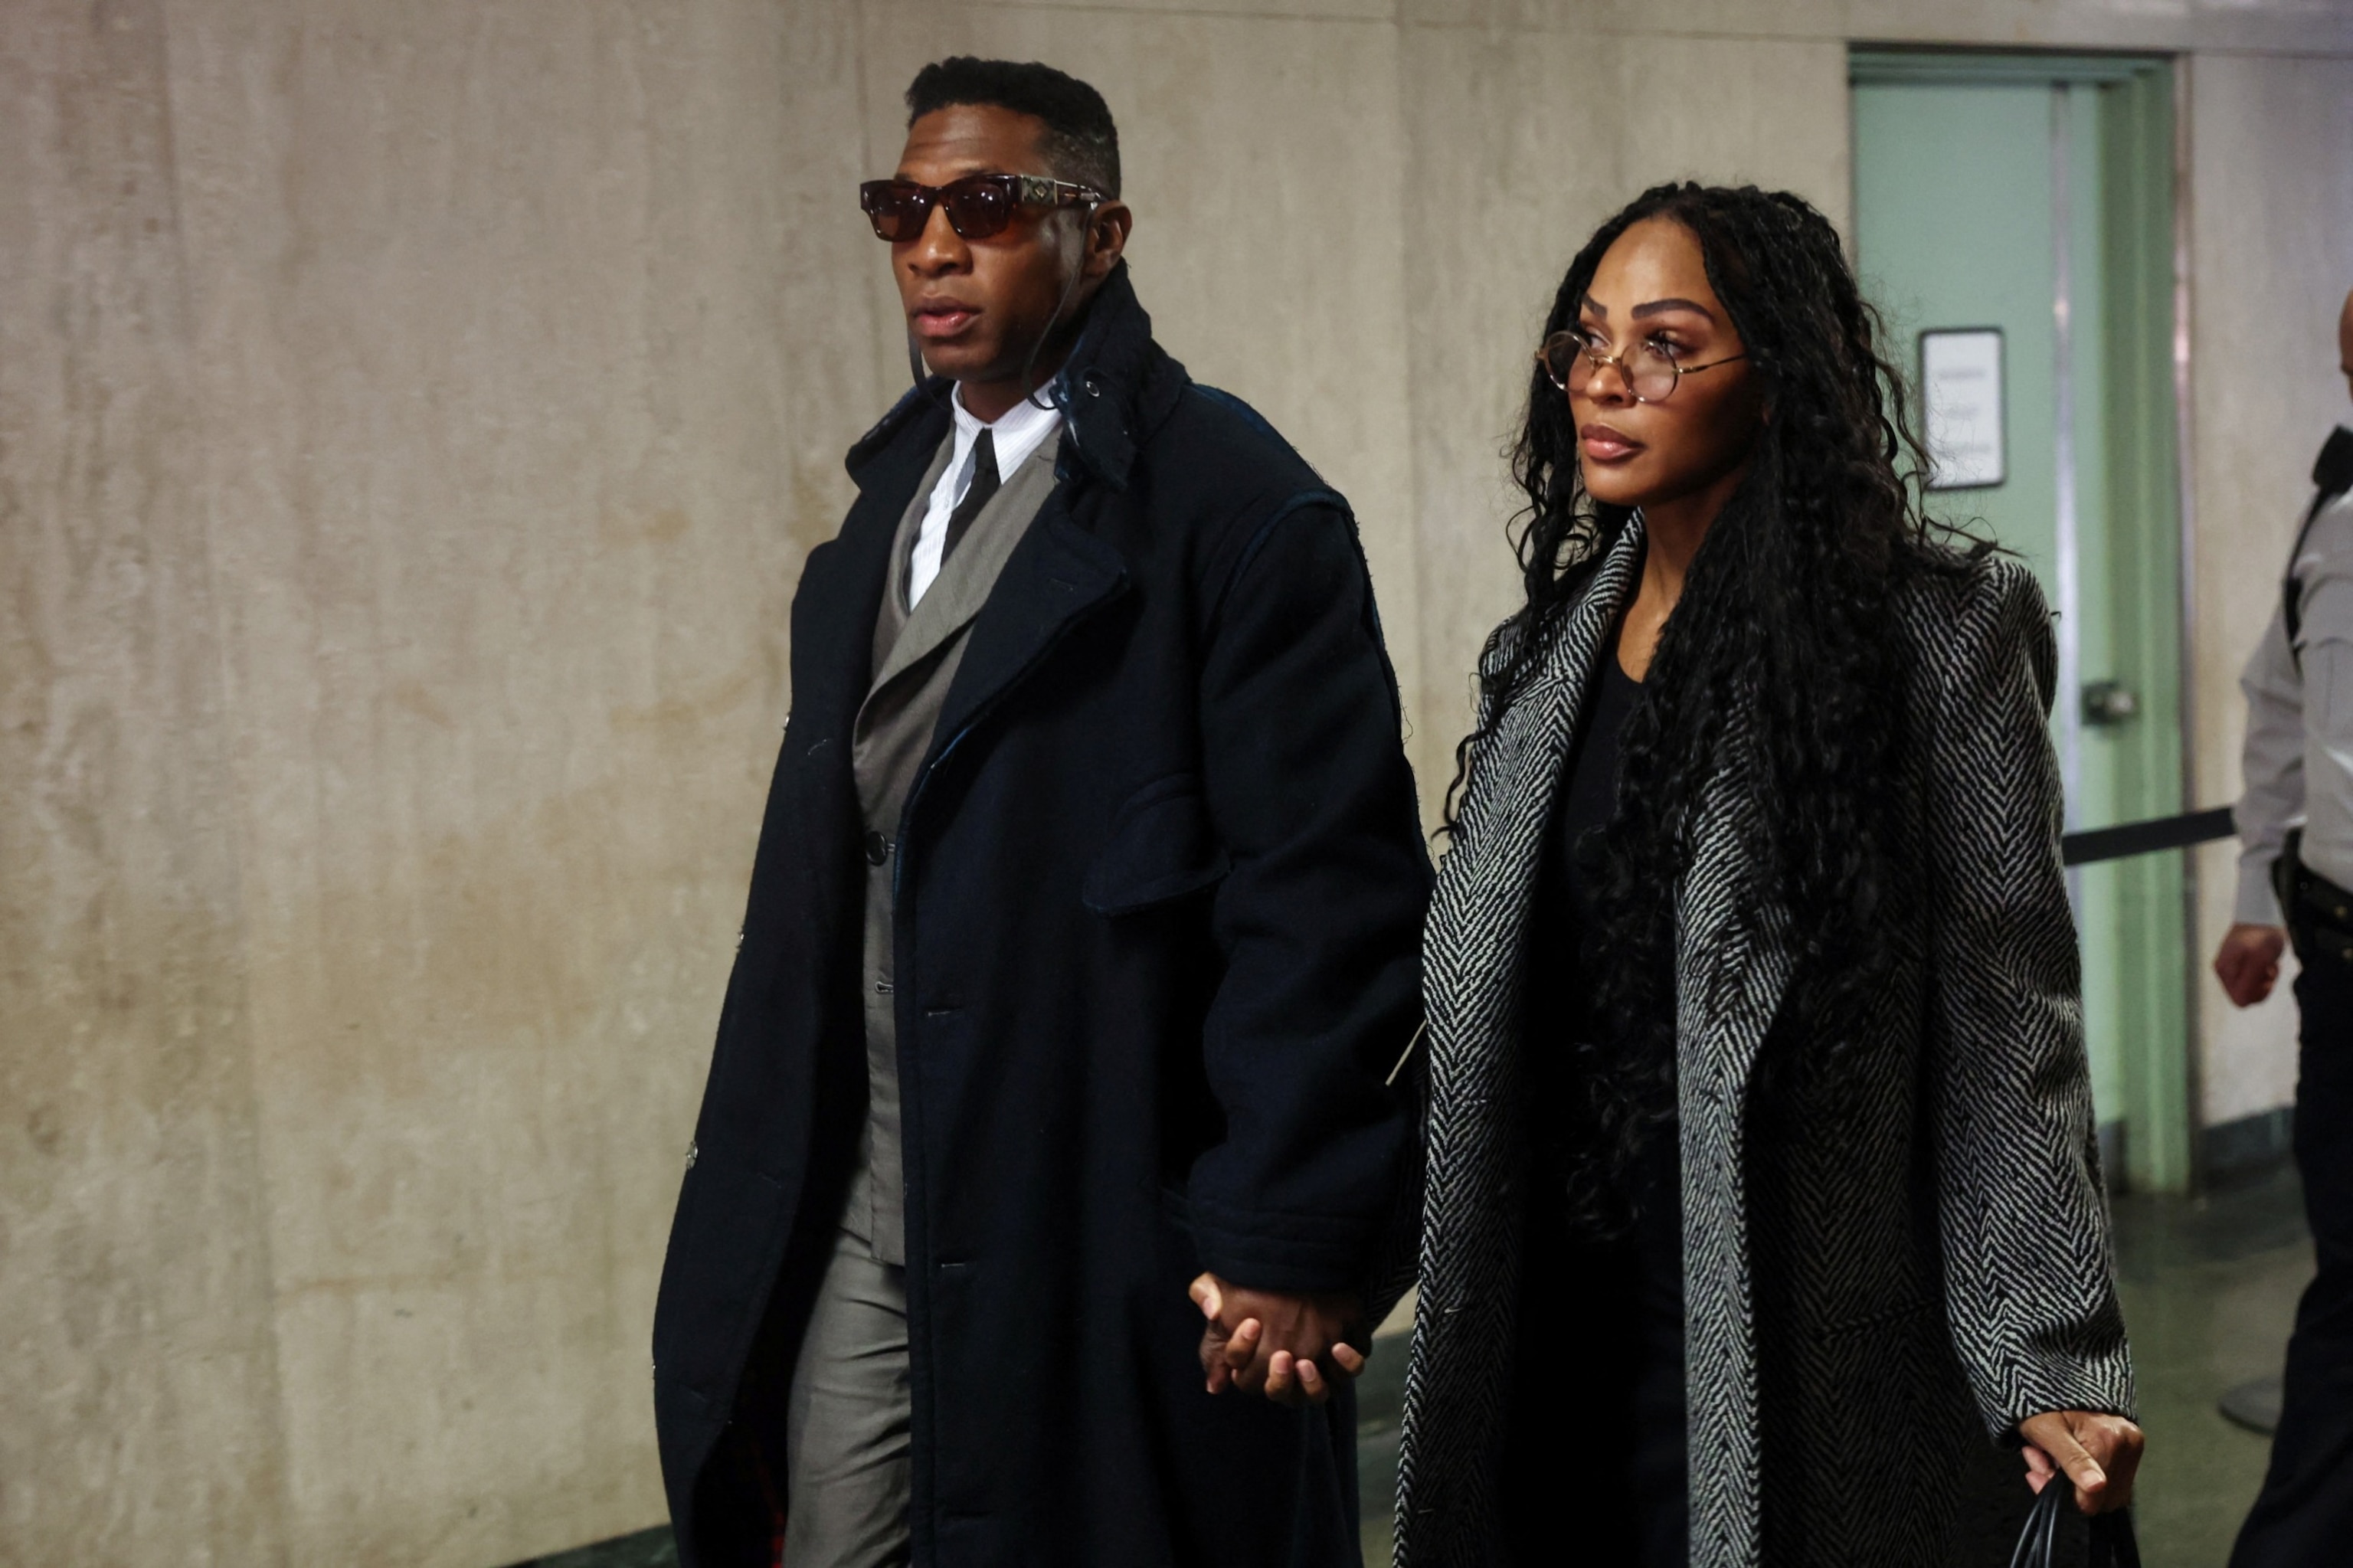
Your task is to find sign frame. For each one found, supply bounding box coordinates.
[1918,326,2008,491]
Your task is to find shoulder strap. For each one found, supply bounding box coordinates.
[2280,426,2353,670]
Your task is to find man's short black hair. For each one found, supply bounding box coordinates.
[905,57,1121,200]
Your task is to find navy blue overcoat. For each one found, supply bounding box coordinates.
[650,266,1430,1567]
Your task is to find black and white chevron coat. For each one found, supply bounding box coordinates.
[1392,520,2135,1566]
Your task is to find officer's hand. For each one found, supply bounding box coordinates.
[2214,922,2287,1007]
[1190,1272,1365,1406]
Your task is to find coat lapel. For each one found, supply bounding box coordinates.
[807,404,948,728]
[869,438,1061,702]
[1422,521,1644,1059]
[793,490,902,760]
[919,502,1128,781]
[1674,725,1798,1095]
[790,405,948,914]
[1402,522,1644,1550]
[1674,686,1797,1568]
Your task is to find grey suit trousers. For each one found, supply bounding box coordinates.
[781,1229,911,1568]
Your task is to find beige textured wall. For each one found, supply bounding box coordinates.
[5,2,2350,1563]
[159,5,884,1557]
[2,5,289,1560]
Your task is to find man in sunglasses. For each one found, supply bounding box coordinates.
[652,55,1428,1568]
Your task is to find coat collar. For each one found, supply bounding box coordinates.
[844,263,1180,496]
[1045,262,1180,491]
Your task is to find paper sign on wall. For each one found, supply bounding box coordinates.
[1919,328,2006,490]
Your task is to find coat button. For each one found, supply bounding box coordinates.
[863,830,890,865]
[1084,372,1103,398]
[684,1141,697,1170]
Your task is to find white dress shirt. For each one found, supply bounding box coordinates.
[2236,486,2353,922]
[907,385,1063,609]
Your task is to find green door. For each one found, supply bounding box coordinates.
[1852,54,2190,1193]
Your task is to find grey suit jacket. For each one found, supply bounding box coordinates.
[843,429,1062,1265]
[1394,521,2135,1566]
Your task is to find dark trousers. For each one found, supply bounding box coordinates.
[2230,941,2353,1567]
[1501,1174,1688,1568]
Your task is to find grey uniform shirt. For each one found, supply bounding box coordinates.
[841,406,1062,1265]
[2236,487,2353,922]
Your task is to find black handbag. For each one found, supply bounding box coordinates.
[2008,1476,2141,1568]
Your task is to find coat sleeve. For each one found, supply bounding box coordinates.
[1183,499,1432,1295]
[1924,556,2137,1438]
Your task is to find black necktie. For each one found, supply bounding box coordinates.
[941,429,1000,566]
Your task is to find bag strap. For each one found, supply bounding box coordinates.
[2283,425,2353,672]
[2008,1478,2142,1568]
[2090,1507,2141,1568]
[2007,1478,2067,1568]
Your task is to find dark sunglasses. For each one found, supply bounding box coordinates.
[858,172,1105,243]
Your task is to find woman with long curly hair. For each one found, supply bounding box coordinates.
[1391,184,2145,1566]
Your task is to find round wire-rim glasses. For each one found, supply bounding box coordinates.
[1536,329,1748,404]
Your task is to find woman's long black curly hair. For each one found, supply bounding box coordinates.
[1450,182,1985,1233]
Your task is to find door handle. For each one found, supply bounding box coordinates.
[2082,679,2139,726]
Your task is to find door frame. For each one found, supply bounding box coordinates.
[1849,48,2198,1193]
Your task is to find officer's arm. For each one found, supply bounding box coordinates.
[2234,606,2304,925]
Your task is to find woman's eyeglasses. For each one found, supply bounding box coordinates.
[1536,329,1747,404]
[859,173,1105,243]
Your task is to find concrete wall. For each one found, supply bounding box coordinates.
[4,1,2348,1562]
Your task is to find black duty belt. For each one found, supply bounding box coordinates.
[2272,827,2353,967]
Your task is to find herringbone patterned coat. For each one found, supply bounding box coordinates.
[1392,522,2135,1566]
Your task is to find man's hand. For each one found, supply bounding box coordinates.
[2214,922,2288,1008]
[2019,1409,2145,1515]
[1190,1272,1365,1406]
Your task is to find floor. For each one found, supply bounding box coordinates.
[2103,1163,2309,1567]
[513,1165,2310,1568]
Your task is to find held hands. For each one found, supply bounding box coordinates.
[1189,1272,1366,1407]
[2018,1409,2145,1515]
[2214,922,2287,1007]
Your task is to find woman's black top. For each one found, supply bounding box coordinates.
[1504,643,1688,1568]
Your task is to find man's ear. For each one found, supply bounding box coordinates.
[1083,200,1133,280]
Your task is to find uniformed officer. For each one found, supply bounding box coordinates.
[2215,285,2353,1568]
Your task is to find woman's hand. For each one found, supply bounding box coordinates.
[1189,1272,1366,1406]
[2018,1409,2145,1514]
